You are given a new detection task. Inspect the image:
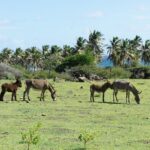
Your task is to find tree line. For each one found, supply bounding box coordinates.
[0,30,150,73]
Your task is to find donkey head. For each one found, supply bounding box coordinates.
[135,91,142,104]
[106,80,112,89]
[15,77,22,87]
[135,95,140,104]
[48,83,56,101]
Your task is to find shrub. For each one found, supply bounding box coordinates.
[68,65,131,79]
[57,72,74,81]
[78,130,95,149]
[56,53,95,72]
[109,67,131,79]
[20,123,41,150]
[48,70,58,79]
[32,71,48,79]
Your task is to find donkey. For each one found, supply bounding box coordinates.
[90,81,112,102]
[0,79,22,101]
[23,79,56,102]
[111,80,141,104]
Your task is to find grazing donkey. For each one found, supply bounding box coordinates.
[0,79,22,101]
[112,80,141,104]
[23,79,56,102]
[90,81,112,102]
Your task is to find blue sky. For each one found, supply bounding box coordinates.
[0,0,150,53]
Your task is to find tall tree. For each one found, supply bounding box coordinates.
[75,37,86,53]
[141,40,150,65]
[128,35,142,66]
[62,45,73,57]
[1,48,13,64]
[107,37,121,66]
[13,47,24,66]
[87,30,104,62]
[42,45,50,58]
[30,47,42,72]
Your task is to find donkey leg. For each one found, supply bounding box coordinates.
[14,91,17,101]
[23,87,31,101]
[0,92,5,101]
[23,88,27,101]
[92,92,95,102]
[128,91,130,104]
[115,91,118,102]
[90,91,94,102]
[40,90,44,101]
[11,92,15,101]
[42,90,46,101]
[102,92,105,103]
[113,91,115,102]
[26,89,31,101]
[126,90,128,104]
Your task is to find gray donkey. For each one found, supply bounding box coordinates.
[111,80,141,104]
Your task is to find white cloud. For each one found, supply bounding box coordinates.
[87,11,104,18]
[137,4,149,12]
[135,15,150,20]
[0,19,11,27]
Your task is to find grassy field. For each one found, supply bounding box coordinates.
[0,79,150,150]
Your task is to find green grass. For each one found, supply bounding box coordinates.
[0,79,150,150]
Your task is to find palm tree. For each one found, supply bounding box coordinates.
[23,48,32,70]
[30,47,42,72]
[107,37,122,66]
[1,48,13,64]
[13,47,24,66]
[87,30,104,62]
[42,45,50,58]
[75,37,86,53]
[62,45,73,57]
[50,45,62,54]
[141,40,150,65]
[128,35,142,66]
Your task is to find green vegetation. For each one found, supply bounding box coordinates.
[21,123,41,150]
[0,30,150,80]
[0,79,149,149]
[78,130,95,149]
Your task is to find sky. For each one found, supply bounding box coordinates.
[0,0,150,53]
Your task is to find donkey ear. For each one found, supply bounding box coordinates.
[138,91,142,94]
[107,79,110,83]
[15,75,21,80]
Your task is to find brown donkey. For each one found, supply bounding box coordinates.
[0,79,22,101]
[90,81,112,102]
[23,79,56,102]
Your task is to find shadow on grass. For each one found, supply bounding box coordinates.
[98,101,122,105]
[87,100,122,105]
[72,148,86,150]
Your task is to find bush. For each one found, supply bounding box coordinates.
[56,53,95,72]
[109,67,131,79]
[57,72,74,81]
[32,71,49,79]
[48,70,58,79]
[68,65,131,79]
[78,129,95,149]
[20,123,41,150]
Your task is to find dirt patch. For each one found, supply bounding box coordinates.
[137,139,150,144]
[51,127,76,134]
